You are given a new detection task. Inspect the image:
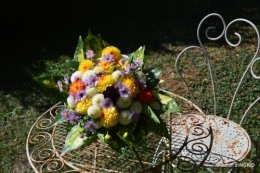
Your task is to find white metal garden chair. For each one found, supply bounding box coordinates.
[154,13,259,172]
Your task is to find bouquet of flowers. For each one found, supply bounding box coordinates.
[52,32,180,155]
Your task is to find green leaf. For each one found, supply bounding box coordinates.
[142,104,160,123]
[158,93,182,113]
[158,93,172,105]
[131,46,145,62]
[97,133,105,143]
[146,116,169,139]
[34,76,67,102]
[61,125,85,156]
[80,135,98,150]
[74,36,85,62]
[127,53,134,61]
[66,59,79,69]
[117,132,133,147]
[84,30,109,59]
[116,124,137,146]
[151,68,163,79]
[144,68,163,89]
[51,112,66,126]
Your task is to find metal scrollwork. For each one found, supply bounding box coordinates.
[40,158,64,172]
[225,18,260,121]
[26,13,258,172]
[26,103,77,172]
[175,13,260,121]
[174,114,213,172]
[177,157,197,172]
[35,119,53,130]
[29,133,54,163]
[174,13,257,168]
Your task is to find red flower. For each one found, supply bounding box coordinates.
[138,88,153,104]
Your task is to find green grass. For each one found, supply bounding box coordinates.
[1,1,260,172]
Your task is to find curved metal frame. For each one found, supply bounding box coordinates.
[175,13,260,123]
[26,94,213,172]
[174,13,259,168]
[152,91,213,172]
[26,102,73,173]
[25,12,260,172]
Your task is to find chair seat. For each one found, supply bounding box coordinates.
[203,115,251,167]
[173,114,251,167]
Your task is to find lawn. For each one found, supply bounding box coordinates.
[1,0,260,172]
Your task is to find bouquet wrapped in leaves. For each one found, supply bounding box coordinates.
[51,32,180,155]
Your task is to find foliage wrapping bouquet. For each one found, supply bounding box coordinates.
[53,32,180,156]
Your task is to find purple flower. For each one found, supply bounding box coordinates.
[133,60,143,67]
[86,74,98,86]
[64,74,69,85]
[101,98,114,109]
[86,50,95,59]
[114,82,131,97]
[130,111,140,122]
[84,121,98,132]
[114,82,124,90]
[118,86,131,97]
[129,63,137,72]
[61,109,70,120]
[68,112,80,125]
[138,79,147,89]
[76,90,86,101]
[102,54,115,62]
[96,71,104,77]
[122,66,131,75]
[57,80,63,92]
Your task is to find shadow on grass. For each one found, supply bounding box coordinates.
[1,1,260,172]
[1,0,260,109]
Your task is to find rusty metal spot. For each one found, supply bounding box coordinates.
[203,115,251,167]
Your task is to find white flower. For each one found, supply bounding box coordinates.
[112,70,124,82]
[70,71,83,83]
[135,71,147,82]
[87,105,101,118]
[82,70,95,81]
[93,66,103,74]
[116,96,131,108]
[67,95,76,108]
[92,93,104,106]
[119,56,129,66]
[119,110,131,125]
[85,87,98,97]
[129,101,142,114]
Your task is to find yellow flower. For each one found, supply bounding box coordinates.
[102,46,121,63]
[75,98,92,114]
[122,77,140,97]
[96,75,115,93]
[98,61,114,74]
[100,107,119,128]
[79,60,94,73]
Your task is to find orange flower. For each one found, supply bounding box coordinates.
[122,77,140,97]
[69,80,85,95]
[138,88,153,104]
